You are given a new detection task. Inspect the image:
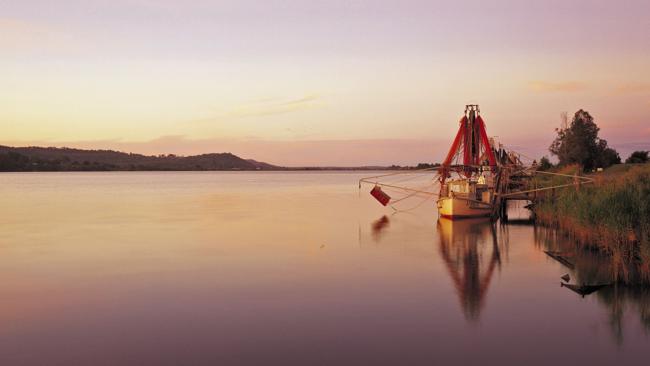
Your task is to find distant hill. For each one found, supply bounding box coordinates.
[0,146,280,171]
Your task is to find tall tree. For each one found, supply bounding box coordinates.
[549,109,619,171]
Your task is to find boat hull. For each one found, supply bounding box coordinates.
[437,196,492,219]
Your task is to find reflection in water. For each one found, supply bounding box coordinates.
[437,218,502,322]
[362,210,650,346]
[2,173,648,363]
[359,204,649,355]
[371,215,390,242]
[534,226,615,285]
[535,225,650,343]
[561,282,610,297]
[598,286,650,344]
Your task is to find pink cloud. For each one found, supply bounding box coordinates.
[528,81,588,93]
[614,82,650,95]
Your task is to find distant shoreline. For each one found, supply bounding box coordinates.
[0,145,437,172]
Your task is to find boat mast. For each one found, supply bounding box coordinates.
[464,104,478,168]
[440,104,497,184]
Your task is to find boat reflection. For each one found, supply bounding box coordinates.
[437,218,502,322]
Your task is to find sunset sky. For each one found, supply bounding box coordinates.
[2,0,649,166]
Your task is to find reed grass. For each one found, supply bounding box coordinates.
[535,164,650,283]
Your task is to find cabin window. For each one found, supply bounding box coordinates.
[449,182,467,193]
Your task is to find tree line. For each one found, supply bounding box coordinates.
[539,109,648,171]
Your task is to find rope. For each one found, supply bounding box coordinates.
[388,171,439,184]
[390,191,437,212]
[364,181,440,197]
[389,181,440,204]
[499,145,537,163]
[359,167,440,186]
[535,170,594,182]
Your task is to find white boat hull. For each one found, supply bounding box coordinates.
[437,196,492,219]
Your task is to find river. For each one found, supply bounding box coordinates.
[0,172,648,365]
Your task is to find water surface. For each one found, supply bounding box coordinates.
[0,172,648,365]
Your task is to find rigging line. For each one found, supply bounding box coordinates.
[387,181,440,204]
[383,181,438,192]
[496,181,593,197]
[388,172,440,187]
[390,192,437,213]
[368,183,436,195]
[507,166,536,176]
[362,181,439,196]
[499,146,537,162]
[535,170,594,182]
[385,171,440,184]
[359,167,440,185]
[389,190,422,205]
[382,187,438,200]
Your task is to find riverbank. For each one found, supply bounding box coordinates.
[534,164,650,284]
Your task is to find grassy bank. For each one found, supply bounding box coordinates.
[535,164,650,283]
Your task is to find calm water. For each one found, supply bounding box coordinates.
[0,172,648,365]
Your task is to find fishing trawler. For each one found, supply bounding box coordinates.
[436,105,499,218]
[359,104,592,220]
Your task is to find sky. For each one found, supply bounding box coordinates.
[1,0,649,166]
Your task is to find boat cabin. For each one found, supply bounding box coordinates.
[441,175,494,204]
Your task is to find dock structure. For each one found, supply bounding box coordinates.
[491,163,594,221]
[491,165,536,221]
